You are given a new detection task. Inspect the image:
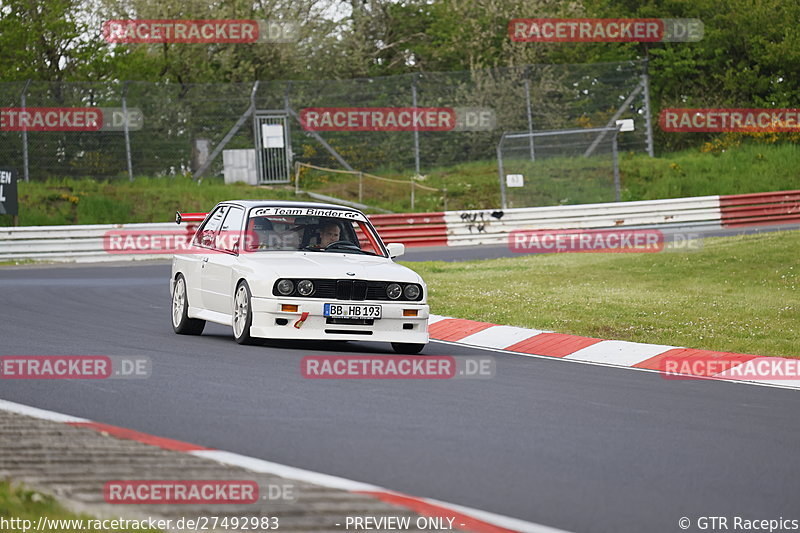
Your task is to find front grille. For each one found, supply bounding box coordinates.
[273,278,423,301]
[336,280,352,300]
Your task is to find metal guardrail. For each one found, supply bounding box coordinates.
[1,191,798,262]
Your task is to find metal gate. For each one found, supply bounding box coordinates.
[253,113,292,183]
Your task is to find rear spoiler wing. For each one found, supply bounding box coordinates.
[175,211,208,225]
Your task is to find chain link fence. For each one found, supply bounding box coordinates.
[498,126,626,208]
[0,60,652,187]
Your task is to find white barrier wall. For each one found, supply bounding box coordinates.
[0,194,728,262]
[445,196,722,246]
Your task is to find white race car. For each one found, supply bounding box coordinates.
[170,201,429,354]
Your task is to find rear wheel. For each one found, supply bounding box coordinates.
[233,281,258,345]
[391,342,425,355]
[172,274,205,335]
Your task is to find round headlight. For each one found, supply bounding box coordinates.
[297,279,315,296]
[386,283,402,299]
[277,279,294,296]
[403,284,420,300]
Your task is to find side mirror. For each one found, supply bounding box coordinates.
[232,239,240,255]
[386,242,405,258]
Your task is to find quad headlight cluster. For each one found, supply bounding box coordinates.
[385,283,420,300]
[276,279,316,297]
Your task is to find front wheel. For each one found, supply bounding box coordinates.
[391,342,425,355]
[233,281,258,345]
[172,274,205,335]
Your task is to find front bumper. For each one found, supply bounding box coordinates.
[249,297,429,344]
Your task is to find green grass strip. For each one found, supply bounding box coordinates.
[404,231,799,358]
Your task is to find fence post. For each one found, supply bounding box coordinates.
[284,81,294,176]
[20,79,31,182]
[358,172,363,203]
[122,81,134,182]
[411,74,420,175]
[642,56,655,158]
[497,136,507,209]
[612,127,621,201]
[524,67,535,161]
[410,180,415,210]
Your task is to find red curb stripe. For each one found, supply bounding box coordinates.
[633,348,696,370]
[429,319,495,342]
[633,348,760,376]
[357,491,518,533]
[505,333,603,358]
[68,422,212,452]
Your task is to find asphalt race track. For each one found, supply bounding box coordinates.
[1,258,800,533]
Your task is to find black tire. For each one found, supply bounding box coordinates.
[233,280,258,345]
[172,274,205,335]
[391,342,426,355]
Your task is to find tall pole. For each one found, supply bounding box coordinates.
[612,128,621,202]
[21,80,31,183]
[524,67,535,161]
[411,74,420,175]
[497,136,507,209]
[642,56,655,158]
[122,81,134,182]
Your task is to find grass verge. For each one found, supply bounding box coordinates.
[402,230,799,358]
[369,141,800,211]
[0,176,304,227]
[0,480,162,532]
[2,141,798,226]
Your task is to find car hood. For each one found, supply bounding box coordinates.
[238,251,423,283]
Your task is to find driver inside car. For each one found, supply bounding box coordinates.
[318,221,341,248]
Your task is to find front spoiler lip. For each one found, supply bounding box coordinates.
[249,297,429,343]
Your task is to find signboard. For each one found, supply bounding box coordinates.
[615,118,635,132]
[0,168,17,216]
[261,124,284,148]
[506,174,524,188]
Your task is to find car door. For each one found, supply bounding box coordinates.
[202,205,245,316]
[181,205,225,311]
[191,205,229,312]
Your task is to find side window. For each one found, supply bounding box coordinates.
[218,207,245,252]
[193,206,228,248]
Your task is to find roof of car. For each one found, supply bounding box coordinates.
[220,200,363,213]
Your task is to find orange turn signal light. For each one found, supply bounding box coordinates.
[281,304,299,313]
[403,309,419,317]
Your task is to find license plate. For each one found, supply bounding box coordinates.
[324,303,382,319]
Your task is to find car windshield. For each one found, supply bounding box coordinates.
[244,207,385,256]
